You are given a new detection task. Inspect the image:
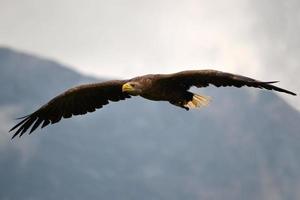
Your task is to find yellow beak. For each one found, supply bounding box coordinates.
[122,83,134,92]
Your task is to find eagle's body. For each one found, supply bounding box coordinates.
[130,74,181,101]
[10,69,296,138]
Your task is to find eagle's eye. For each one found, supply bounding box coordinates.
[131,83,136,87]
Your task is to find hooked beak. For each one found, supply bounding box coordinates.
[122,83,134,92]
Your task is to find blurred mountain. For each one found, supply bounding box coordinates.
[0,47,299,200]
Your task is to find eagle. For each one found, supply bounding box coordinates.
[10,69,296,138]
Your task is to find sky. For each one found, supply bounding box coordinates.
[0,0,299,110]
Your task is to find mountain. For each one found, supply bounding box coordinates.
[0,47,299,200]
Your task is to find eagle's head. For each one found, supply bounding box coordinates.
[122,82,143,95]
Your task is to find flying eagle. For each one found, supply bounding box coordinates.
[10,69,296,138]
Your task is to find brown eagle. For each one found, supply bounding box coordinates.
[10,69,296,138]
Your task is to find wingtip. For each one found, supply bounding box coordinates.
[280,89,296,96]
[9,125,16,132]
[11,132,19,140]
[15,114,30,120]
[266,81,296,96]
[266,81,280,84]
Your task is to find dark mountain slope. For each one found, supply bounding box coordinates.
[0,47,299,200]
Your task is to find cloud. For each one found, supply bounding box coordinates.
[0,0,298,109]
[0,0,259,74]
[247,0,300,110]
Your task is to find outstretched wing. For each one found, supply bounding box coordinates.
[161,70,296,95]
[10,80,131,138]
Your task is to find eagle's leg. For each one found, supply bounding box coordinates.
[185,93,211,109]
[169,93,211,111]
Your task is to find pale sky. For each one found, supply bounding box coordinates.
[0,0,299,109]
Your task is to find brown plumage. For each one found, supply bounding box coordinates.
[10,69,296,138]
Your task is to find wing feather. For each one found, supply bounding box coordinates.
[10,80,131,138]
[161,70,296,96]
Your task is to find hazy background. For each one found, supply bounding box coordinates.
[0,0,299,109]
[0,0,300,200]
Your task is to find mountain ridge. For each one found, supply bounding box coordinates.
[0,47,300,200]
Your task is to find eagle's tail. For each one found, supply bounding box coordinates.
[185,94,211,109]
